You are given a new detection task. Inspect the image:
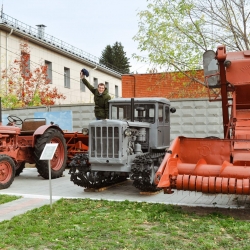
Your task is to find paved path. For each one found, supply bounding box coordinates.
[0,168,249,222]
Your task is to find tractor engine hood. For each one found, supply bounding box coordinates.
[89,119,150,128]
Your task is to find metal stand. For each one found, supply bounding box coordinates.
[39,143,58,209]
[48,160,52,208]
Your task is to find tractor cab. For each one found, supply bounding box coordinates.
[109,97,176,149]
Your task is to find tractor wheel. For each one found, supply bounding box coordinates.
[15,162,25,176]
[34,128,67,179]
[0,155,16,189]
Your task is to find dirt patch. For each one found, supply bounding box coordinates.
[25,163,35,168]
[181,206,250,220]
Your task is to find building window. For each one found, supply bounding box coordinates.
[64,67,70,88]
[21,51,30,78]
[80,79,85,92]
[115,85,118,98]
[94,78,98,88]
[105,81,109,91]
[45,60,52,84]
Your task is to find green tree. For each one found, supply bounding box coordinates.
[133,0,250,84]
[100,42,130,74]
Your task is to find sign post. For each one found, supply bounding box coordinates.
[40,143,58,208]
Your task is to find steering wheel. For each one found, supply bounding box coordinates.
[7,115,23,125]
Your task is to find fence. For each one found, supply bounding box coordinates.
[2,98,223,140]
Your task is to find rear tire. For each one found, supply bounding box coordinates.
[0,155,16,189]
[15,162,25,176]
[34,128,67,179]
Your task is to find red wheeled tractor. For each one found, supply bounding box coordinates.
[0,100,67,189]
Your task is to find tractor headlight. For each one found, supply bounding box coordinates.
[82,128,89,135]
[124,128,132,137]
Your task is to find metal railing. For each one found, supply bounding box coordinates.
[1,12,122,76]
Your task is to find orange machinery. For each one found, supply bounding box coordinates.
[155,45,250,194]
[63,131,88,165]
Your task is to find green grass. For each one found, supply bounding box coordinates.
[0,194,21,204]
[0,198,250,250]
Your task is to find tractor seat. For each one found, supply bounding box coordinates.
[20,119,46,135]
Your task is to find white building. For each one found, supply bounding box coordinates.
[0,12,122,105]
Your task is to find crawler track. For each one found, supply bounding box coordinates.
[131,152,165,192]
[69,153,128,189]
[69,152,165,192]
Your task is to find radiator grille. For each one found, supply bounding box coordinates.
[91,126,119,158]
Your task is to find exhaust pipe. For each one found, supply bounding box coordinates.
[131,98,134,122]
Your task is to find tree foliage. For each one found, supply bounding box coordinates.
[133,0,250,84]
[1,41,66,108]
[100,42,130,74]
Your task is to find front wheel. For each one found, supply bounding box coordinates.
[34,128,67,179]
[0,155,16,189]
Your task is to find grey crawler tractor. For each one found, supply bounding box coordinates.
[69,97,176,192]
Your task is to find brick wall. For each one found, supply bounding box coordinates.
[122,70,208,99]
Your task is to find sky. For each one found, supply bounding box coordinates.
[2,0,150,73]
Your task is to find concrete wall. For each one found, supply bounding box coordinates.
[170,98,223,139]
[2,98,223,140]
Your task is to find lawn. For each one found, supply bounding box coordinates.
[0,198,250,249]
[0,194,21,204]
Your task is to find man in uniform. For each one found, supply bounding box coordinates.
[80,69,111,119]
